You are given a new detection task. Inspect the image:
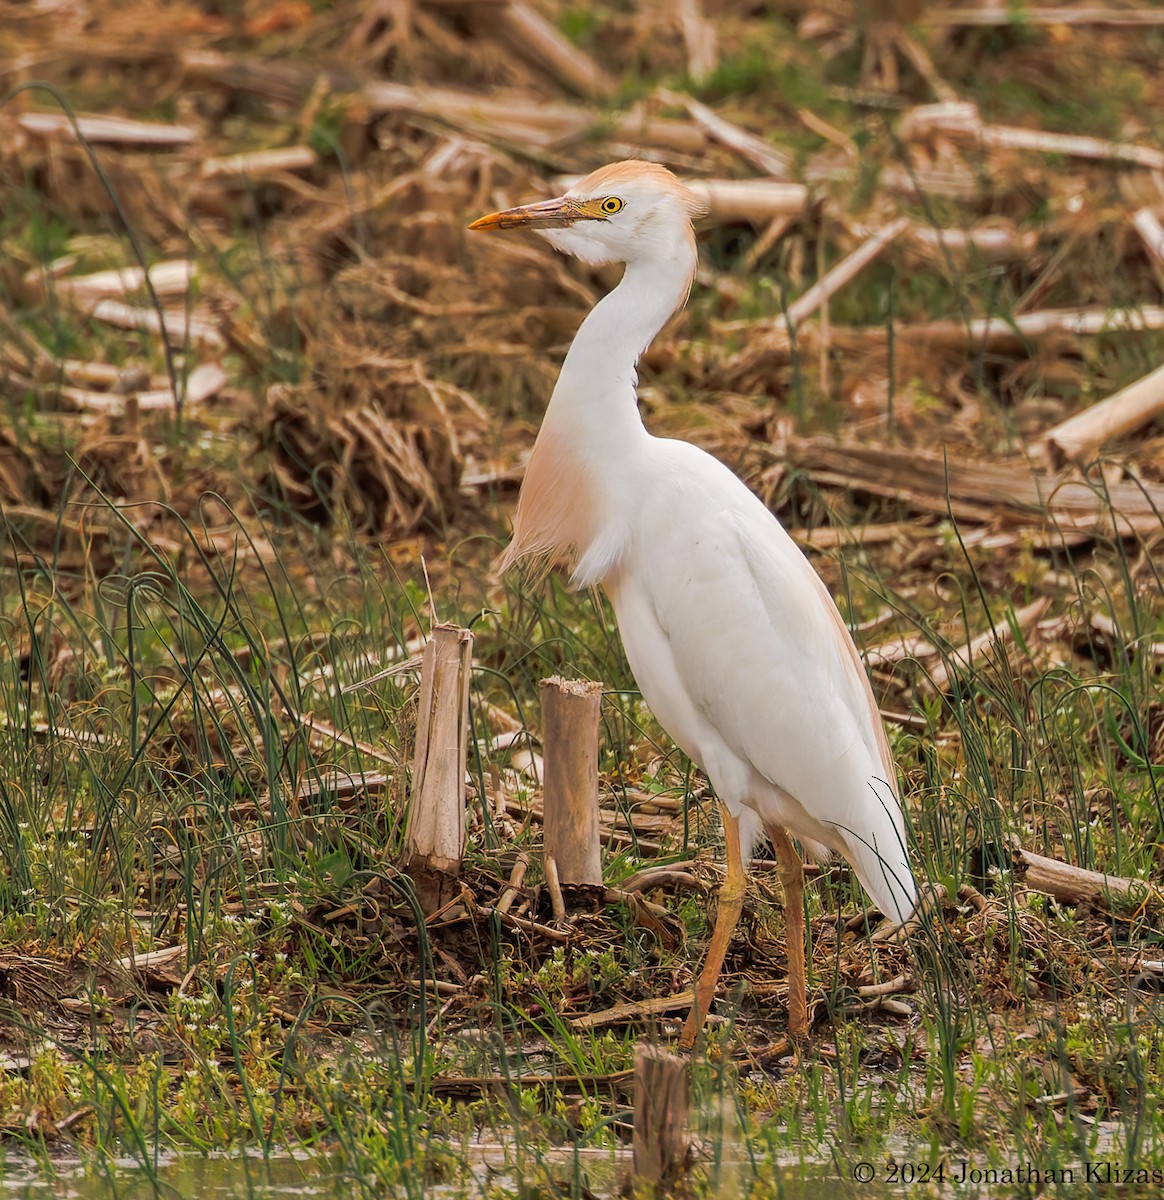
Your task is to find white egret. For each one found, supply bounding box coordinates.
[470,161,917,1044]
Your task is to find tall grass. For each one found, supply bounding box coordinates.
[3,39,1164,1197]
[3,461,1164,1192]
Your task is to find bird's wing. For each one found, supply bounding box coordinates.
[794,546,897,787]
[617,440,916,919]
[637,444,897,830]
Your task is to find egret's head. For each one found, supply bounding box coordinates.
[469,161,707,266]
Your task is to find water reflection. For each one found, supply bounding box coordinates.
[1,1148,850,1199]
[0,1152,344,1200]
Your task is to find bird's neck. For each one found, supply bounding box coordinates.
[502,240,696,587]
[550,249,695,432]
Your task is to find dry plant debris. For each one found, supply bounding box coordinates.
[2,0,1163,553]
[1,0,1164,1161]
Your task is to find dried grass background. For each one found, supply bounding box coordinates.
[2,0,1164,568]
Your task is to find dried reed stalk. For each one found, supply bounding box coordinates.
[787,439,1164,537]
[135,363,228,413]
[88,300,225,351]
[113,945,185,976]
[494,2,611,98]
[544,854,567,924]
[404,624,473,913]
[981,125,1164,169]
[658,88,791,178]
[365,82,707,154]
[1012,845,1163,912]
[763,304,1164,355]
[1132,208,1164,269]
[903,101,1164,170]
[1088,612,1164,658]
[777,217,910,331]
[793,520,915,551]
[201,146,318,180]
[742,215,795,270]
[677,0,717,81]
[863,631,940,671]
[540,677,603,888]
[869,306,1164,353]
[18,112,197,145]
[722,303,1163,384]
[905,224,1039,263]
[63,362,227,416]
[494,852,531,916]
[923,598,1050,695]
[1044,361,1164,466]
[875,162,982,201]
[573,991,695,1031]
[925,6,1164,27]
[37,261,195,306]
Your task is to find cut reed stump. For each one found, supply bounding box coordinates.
[540,677,603,901]
[631,1044,691,1189]
[403,624,473,914]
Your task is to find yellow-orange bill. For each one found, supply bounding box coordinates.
[468,196,581,231]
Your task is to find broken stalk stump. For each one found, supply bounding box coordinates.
[540,677,603,899]
[632,1044,691,1188]
[403,624,473,914]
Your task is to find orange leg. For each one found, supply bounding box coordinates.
[768,824,808,1038]
[679,803,746,1050]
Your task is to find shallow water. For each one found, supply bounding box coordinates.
[0,1152,345,1200]
[0,1147,852,1200]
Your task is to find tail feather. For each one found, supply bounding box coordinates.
[838,779,916,924]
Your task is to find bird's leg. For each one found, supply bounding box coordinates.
[679,803,746,1050]
[768,825,809,1038]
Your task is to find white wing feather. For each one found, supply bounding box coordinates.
[605,438,916,921]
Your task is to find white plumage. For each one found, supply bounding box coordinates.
[471,161,917,1043]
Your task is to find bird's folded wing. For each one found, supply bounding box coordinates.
[645,498,895,828]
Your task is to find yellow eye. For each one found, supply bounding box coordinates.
[599,196,623,215]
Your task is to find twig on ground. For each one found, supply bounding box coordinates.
[573,991,696,1031]
[1131,207,1164,269]
[544,854,567,924]
[902,101,1164,170]
[776,217,911,332]
[923,597,1050,694]
[492,2,611,98]
[856,973,915,998]
[1011,845,1164,913]
[676,0,718,83]
[1044,361,1164,465]
[495,852,532,916]
[1087,612,1164,658]
[201,145,318,180]
[18,111,197,145]
[88,300,225,352]
[658,88,792,179]
[924,6,1164,27]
